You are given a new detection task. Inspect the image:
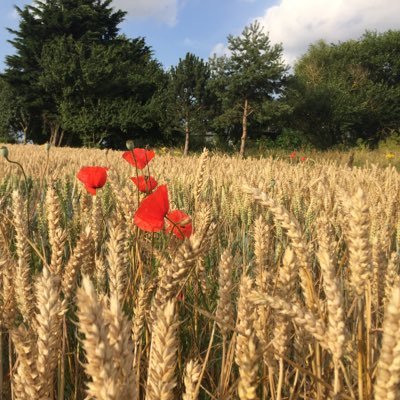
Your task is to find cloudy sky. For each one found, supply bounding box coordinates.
[1,0,400,71]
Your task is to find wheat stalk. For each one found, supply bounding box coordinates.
[76,276,117,400]
[35,267,64,399]
[147,300,179,400]
[183,359,201,400]
[374,286,400,400]
[12,189,35,324]
[62,226,94,302]
[235,275,259,400]
[216,249,234,336]
[106,219,128,305]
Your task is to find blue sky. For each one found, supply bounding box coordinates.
[0,0,273,71]
[1,0,400,72]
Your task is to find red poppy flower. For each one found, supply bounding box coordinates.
[77,166,108,195]
[290,151,297,159]
[122,148,155,170]
[131,175,158,193]
[134,185,169,232]
[300,156,307,162]
[177,290,185,302]
[134,185,192,239]
[165,210,192,239]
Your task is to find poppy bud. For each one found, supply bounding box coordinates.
[177,216,192,226]
[45,142,51,151]
[126,140,135,150]
[0,146,9,159]
[177,290,185,302]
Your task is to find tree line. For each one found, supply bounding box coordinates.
[0,0,399,156]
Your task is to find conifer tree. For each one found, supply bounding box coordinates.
[210,21,287,157]
[3,0,125,143]
[168,53,211,155]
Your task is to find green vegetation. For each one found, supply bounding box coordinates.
[287,31,400,148]
[0,0,399,154]
[168,53,212,156]
[209,21,288,157]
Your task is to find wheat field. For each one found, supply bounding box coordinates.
[0,143,399,400]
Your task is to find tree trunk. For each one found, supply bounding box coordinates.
[20,121,28,144]
[239,98,248,158]
[50,124,61,146]
[22,127,28,144]
[183,118,190,156]
[57,129,65,147]
[19,116,29,144]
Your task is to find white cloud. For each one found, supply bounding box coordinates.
[113,0,179,26]
[256,0,400,66]
[210,42,231,58]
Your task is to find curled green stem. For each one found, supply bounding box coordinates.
[5,156,30,226]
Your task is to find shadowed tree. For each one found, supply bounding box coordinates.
[0,76,42,143]
[40,35,166,147]
[2,0,126,143]
[168,53,212,155]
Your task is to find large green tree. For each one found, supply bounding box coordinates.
[210,21,288,157]
[39,35,166,146]
[3,0,164,143]
[0,76,38,143]
[168,53,212,155]
[0,77,16,141]
[288,31,400,148]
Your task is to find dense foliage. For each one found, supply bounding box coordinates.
[167,53,212,156]
[287,31,400,148]
[0,0,399,152]
[210,21,288,156]
[1,0,167,147]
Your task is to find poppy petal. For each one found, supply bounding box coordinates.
[165,210,193,240]
[131,176,158,193]
[85,185,97,196]
[122,148,155,170]
[134,185,170,232]
[77,166,108,196]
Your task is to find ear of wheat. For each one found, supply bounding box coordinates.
[1,145,400,399]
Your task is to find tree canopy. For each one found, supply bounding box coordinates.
[0,2,399,153]
[167,53,212,155]
[210,21,288,156]
[288,31,400,148]
[1,0,167,147]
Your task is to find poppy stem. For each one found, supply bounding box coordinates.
[151,232,155,264]
[40,144,50,192]
[145,149,152,185]
[131,149,140,206]
[39,145,51,217]
[165,215,186,239]
[104,148,111,169]
[5,157,30,226]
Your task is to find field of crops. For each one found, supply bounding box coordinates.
[0,143,400,400]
